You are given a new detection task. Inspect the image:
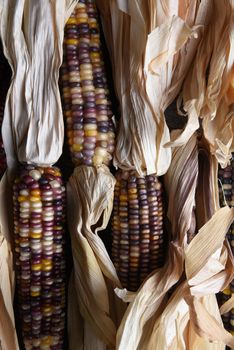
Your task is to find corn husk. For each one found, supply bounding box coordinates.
[113,134,234,349]
[115,134,198,349]
[0,0,77,168]
[67,165,126,350]
[0,172,18,350]
[173,0,234,167]
[97,0,210,176]
[0,1,78,347]
[94,2,234,348]
[0,173,18,350]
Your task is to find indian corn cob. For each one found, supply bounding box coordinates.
[60,0,115,167]
[13,165,66,350]
[112,171,164,291]
[218,159,234,334]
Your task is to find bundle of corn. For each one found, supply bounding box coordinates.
[96,0,208,294]
[96,1,234,349]
[13,165,66,350]
[218,160,234,333]
[60,2,123,348]
[60,0,115,167]
[112,171,164,291]
[0,1,77,349]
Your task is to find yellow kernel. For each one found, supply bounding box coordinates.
[18,196,27,203]
[31,291,40,297]
[65,39,79,45]
[72,144,83,152]
[30,196,40,202]
[84,124,97,131]
[31,264,42,271]
[84,130,97,137]
[128,188,137,194]
[30,233,42,239]
[43,306,52,314]
[82,85,95,92]
[89,22,98,29]
[66,18,77,25]
[96,99,108,105]
[42,259,52,266]
[42,265,53,271]
[119,195,128,201]
[90,38,100,44]
[223,288,231,295]
[41,336,52,346]
[128,194,138,200]
[31,190,40,197]
[77,18,88,24]
[91,52,100,58]
[80,63,92,70]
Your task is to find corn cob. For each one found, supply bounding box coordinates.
[60,0,115,167]
[13,164,66,350]
[218,160,234,334]
[112,171,164,291]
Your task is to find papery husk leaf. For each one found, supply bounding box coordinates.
[0,0,78,168]
[0,237,18,350]
[176,0,234,164]
[97,0,206,176]
[116,243,183,350]
[188,296,233,348]
[147,205,234,349]
[185,207,234,284]
[67,166,126,349]
[0,173,18,349]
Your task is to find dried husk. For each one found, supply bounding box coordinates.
[0,0,77,168]
[67,165,126,350]
[146,141,234,349]
[173,0,234,167]
[97,0,210,176]
[0,175,18,350]
[114,134,234,349]
[115,134,198,349]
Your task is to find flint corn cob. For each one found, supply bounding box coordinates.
[112,171,164,291]
[13,165,66,350]
[218,159,234,334]
[60,0,115,167]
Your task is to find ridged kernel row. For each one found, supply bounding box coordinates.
[60,0,115,167]
[13,165,66,350]
[112,171,164,291]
